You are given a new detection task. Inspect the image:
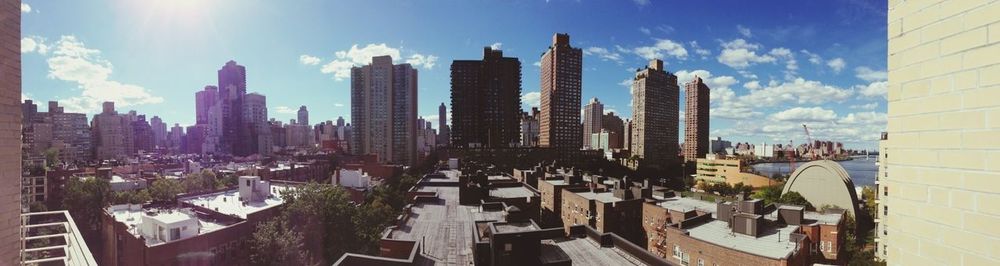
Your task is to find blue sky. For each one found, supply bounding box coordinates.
[20,0,888,150]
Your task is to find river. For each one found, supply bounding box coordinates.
[750,156,878,188]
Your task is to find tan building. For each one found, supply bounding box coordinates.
[582,97,603,149]
[350,55,418,165]
[538,33,583,149]
[92,102,135,160]
[879,1,1000,265]
[1,0,21,262]
[694,156,774,188]
[683,76,710,162]
[630,59,679,169]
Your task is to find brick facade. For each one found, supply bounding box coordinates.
[0,0,21,264]
[881,0,1000,264]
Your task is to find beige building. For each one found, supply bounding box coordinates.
[694,156,773,188]
[92,102,135,160]
[879,1,1000,264]
[350,56,418,165]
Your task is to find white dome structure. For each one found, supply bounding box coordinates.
[781,160,860,217]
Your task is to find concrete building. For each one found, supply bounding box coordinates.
[296,105,308,125]
[709,137,732,155]
[878,3,1000,264]
[167,124,184,152]
[783,160,860,218]
[437,103,450,146]
[520,107,540,147]
[630,59,679,169]
[93,102,135,160]
[131,115,155,154]
[683,76,709,162]
[583,97,603,149]
[150,116,166,148]
[218,60,249,156]
[450,47,523,148]
[538,33,583,149]
[195,85,222,154]
[694,155,774,188]
[755,142,776,158]
[21,101,93,163]
[350,55,418,165]
[244,93,271,156]
[560,177,650,246]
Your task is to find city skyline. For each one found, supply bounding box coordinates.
[20,0,887,149]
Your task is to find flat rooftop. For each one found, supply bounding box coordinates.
[654,196,720,218]
[575,191,625,203]
[108,205,228,246]
[493,222,538,234]
[541,237,649,266]
[489,186,538,198]
[684,220,800,259]
[179,184,293,218]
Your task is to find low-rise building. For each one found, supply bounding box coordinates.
[694,155,774,188]
[559,177,649,246]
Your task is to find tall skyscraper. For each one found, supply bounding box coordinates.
[683,76,710,162]
[218,60,248,156]
[437,103,450,146]
[1,1,21,261]
[150,116,167,148]
[450,47,522,148]
[92,102,135,160]
[521,108,541,147]
[297,105,309,125]
[877,2,1000,264]
[195,85,222,154]
[245,93,271,155]
[336,116,345,127]
[630,59,678,169]
[583,97,603,149]
[350,56,418,165]
[539,33,583,149]
[195,85,218,124]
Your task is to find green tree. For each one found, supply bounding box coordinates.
[861,186,878,220]
[62,177,111,233]
[248,219,312,266]
[353,199,396,254]
[148,179,185,202]
[751,185,784,205]
[200,169,218,190]
[778,191,813,209]
[183,172,204,193]
[111,190,151,205]
[280,183,358,264]
[44,148,60,169]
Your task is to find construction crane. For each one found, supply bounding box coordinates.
[802,124,815,160]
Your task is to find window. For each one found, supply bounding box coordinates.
[170,228,181,241]
[884,206,888,216]
[673,245,681,258]
[698,258,704,266]
[819,241,825,253]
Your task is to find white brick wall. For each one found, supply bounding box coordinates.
[881,0,1000,264]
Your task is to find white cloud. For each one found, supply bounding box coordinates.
[742,77,854,107]
[299,54,321,65]
[21,36,49,55]
[826,58,846,73]
[490,42,503,50]
[769,47,798,73]
[632,39,688,60]
[656,25,675,34]
[522,91,541,108]
[619,78,632,89]
[533,61,541,67]
[674,69,738,92]
[743,80,760,90]
[688,41,710,59]
[770,107,837,122]
[20,3,30,13]
[801,50,822,64]
[334,103,345,107]
[274,106,296,114]
[855,81,888,98]
[45,36,163,113]
[313,43,437,81]
[850,102,879,110]
[854,66,887,82]
[583,46,623,63]
[632,0,650,6]
[639,27,651,35]
[716,39,775,69]
[737,25,753,38]
[406,53,438,69]
[838,112,887,125]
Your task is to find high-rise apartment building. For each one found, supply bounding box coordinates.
[218,60,249,156]
[150,116,166,148]
[194,85,222,154]
[878,2,1000,265]
[583,97,603,149]
[245,93,271,155]
[21,101,92,163]
[131,115,154,154]
[602,112,625,150]
[538,33,583,149]
[683,76,710,162]
[92,102,135,160]
[336,116,345,127]
[350,56,418,165]
[630,59,678,169]
[1,1,21,261]
[450,47,523,148]
[297,105,309,125]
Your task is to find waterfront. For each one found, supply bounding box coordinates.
[750,156,878,187]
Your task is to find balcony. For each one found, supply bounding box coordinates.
[21,210,98,266]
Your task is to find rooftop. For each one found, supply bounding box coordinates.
[489,186,538,198]
[179,184,293,218]
[575,191,625,203]
[654,196,720,217]
[107,204,228,246]
[541,237,649,266]
[684,220,800,259]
